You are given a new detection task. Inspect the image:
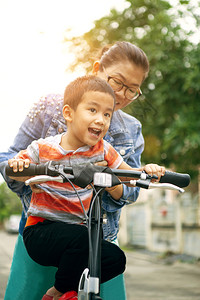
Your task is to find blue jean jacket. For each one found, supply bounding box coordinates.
[0,94,144,241]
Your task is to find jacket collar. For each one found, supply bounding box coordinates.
[108,110,129,135]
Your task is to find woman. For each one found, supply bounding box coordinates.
[0,41,148,299]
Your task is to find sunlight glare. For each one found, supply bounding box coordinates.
[0,0,126,153]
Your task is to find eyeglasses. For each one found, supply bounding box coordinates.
[103,67,142,101]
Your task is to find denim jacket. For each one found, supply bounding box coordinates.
[0,94,144,241]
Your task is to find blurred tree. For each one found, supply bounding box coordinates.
[65,0,200,178]
[0,182,22,222]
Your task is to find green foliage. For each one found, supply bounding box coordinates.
[0,182,22,223]
[65,0,200,179]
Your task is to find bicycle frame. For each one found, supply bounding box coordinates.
[78,186,104,300]
[6,161,190,300]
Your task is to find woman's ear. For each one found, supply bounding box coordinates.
[63,105,73,123]
[92,61,100,74]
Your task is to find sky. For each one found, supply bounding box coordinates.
[0,0,199,154]
[0,0,127,154]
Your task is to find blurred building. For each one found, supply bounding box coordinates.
[118,188,200,258]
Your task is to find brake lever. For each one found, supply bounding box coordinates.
[130,178,152,189]
[149,183,185,193]
[129,179,184,193]
[25,175,73,186]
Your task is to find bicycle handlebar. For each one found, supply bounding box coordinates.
[5,162,73,177]
[5,161,190,300]
[5,161,190,188]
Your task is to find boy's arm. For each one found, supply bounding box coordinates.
[105,161,165,200]
[105,183,123,200]
[118,161,165,182]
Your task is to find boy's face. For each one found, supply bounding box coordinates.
[66,91,114,149]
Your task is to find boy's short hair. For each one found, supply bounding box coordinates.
[64,75,116,110]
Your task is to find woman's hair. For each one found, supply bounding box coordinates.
[98,41,149,80]
[64,75,115,109]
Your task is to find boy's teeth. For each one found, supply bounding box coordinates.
[89,128,101,136]
[90,128,101,132]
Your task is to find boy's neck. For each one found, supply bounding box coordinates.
[60,132,85,151]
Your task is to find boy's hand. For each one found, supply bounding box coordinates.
[94,160,108,167]
[8,158,30,172]
[142,164,165,181]
[8,159,43,193]
[29,183,44,193]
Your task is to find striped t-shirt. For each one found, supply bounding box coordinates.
[16,134,123,224]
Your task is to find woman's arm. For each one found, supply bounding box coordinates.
[0,104,45,195]
[103,115,144,208]
[8,97,49,154]
[0,94,63,194]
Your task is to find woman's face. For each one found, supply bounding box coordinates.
[97,60,144,111]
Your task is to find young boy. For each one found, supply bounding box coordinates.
[8,75,165,300]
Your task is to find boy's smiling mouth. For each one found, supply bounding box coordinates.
[88,127,102,138]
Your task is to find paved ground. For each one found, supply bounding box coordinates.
[0,230,18,300]
[0,230,200,300]
[124,249,200,300]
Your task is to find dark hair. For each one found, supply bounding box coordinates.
[98,41,149,80]
[64,75,116,109]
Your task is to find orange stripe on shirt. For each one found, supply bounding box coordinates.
[31,192,91,214]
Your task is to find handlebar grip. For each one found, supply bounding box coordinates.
[159,171,190,188]
[5,163,49,177]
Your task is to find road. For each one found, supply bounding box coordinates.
[0,230,200,300]
[125,250,200,300]
[0,231,18,300]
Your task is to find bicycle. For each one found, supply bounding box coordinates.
[6,161,190,300]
